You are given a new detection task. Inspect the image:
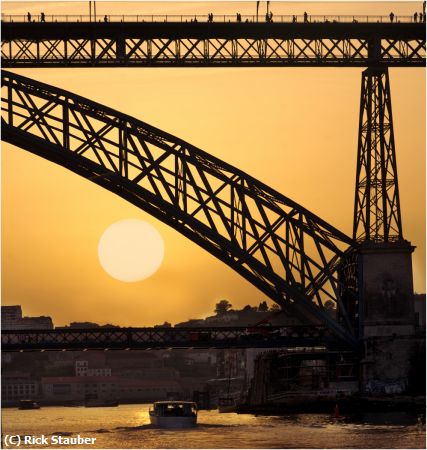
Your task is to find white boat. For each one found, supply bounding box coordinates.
[149,401,197,428]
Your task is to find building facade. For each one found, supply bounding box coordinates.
[1,305,53,330]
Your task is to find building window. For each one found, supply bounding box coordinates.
[52,384,71,395]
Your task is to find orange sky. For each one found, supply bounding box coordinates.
[1,1,425,327]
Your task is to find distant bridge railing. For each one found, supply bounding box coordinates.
[1,13,421,24]
[1,326,345,351]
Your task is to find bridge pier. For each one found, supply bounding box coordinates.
[359,241,415,339]
[358,241,417,394]
[353,67,419,394]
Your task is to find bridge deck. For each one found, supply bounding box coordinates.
[2,22,425,67]
[2,22,424,38]
[1,326,351,352]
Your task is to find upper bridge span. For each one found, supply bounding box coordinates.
[2,17,425,67]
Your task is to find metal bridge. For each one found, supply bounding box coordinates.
[1,16,425,352]
[2,325,339,352]
[1,19,425,67]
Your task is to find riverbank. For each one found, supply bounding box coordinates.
[236,395,426,414]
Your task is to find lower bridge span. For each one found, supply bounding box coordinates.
[1,326,349,351]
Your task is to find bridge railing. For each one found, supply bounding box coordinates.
[1,13,419,24]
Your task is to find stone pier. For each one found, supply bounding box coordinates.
[358,241,418,394]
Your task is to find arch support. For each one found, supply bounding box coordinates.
[1,70,357,346]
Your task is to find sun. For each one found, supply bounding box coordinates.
[98,219,165,282]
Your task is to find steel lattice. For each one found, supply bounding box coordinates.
[1,325,339,351]
[1,22,425,67]
[353,67,403,242]
[1,70,358,345]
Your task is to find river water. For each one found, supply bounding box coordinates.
[2,404,425,449]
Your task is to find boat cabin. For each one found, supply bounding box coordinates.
[150,401,197,417]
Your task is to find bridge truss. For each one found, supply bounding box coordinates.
[1,19,425,349]
[2,70,358,346]
[1,22,425,67]
[1,325,339,352]
[353,67,403,242]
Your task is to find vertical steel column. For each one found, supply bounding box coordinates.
[353,67,403,243]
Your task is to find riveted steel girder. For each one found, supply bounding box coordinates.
[1,70,359,346]
[353,67,403,243]
[1,22,425,67]
[1,325,344,352]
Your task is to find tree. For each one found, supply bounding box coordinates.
[215,299,233,316]
[258,301,269,312]
[242,304,256,312]
[270,303,281,312]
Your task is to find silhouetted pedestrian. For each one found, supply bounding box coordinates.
[414,12,418,22]
[27,12,31,22]
[104,15,108,22]
[304,11,308,23]
[269,11,273,22]
[40,12,45,22]
[389,12,394,22]
[292,15,297,23]
[265,12,269,22]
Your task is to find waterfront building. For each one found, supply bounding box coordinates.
[2,372,39,404]
[116,367,179,380]
[1,305,53,330]
[1,305,22,323]
[116,378,183,402]
[41,376,118,403]
[75,360,112,377]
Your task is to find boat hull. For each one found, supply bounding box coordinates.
[149,414,197,428]
[18,401,40,410]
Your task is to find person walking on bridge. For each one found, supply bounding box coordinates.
[414,12,418,22]
[389,12,394,22]
[27,12,31,22]
[40,12,45,22]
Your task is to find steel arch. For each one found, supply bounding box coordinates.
[1,70,358,346]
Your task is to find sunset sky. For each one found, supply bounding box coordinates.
[2,1,425,327]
